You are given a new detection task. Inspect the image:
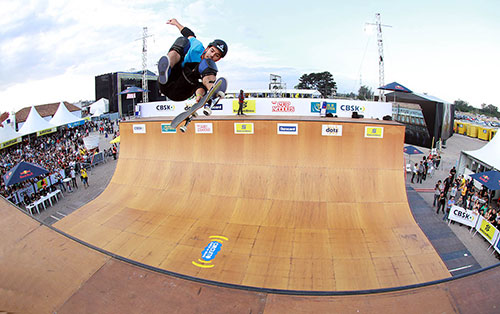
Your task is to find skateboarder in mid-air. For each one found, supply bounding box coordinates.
[157,18,228,106]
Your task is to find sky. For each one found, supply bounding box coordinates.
[1,0,499,113]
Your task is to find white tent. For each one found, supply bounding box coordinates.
[90,98,109,115]
[92,108,104,118]
[458,133,500,174]
[18,107,56,136]
[0,123,22,145]
[50,102,85,127]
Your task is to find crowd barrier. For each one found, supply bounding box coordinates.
[448,205,500,255]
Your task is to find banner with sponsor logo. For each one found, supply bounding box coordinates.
[234,123,254,134]
[322,125,343,136]
[195,123,213,134]
[133,124,146,134]
[447,205,479,228]
[232,100,256,114]
[36,127,57,137]
[277,123,298,135]
[495,232,500,255]
[161,124,176,133]
[474,215,499,245]
[139,98,392,119]
[365,126,383,138]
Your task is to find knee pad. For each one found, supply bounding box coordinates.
[169,37,190,57]
[198,58,218,77]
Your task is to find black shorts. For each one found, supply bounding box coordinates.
[159,63,204,101]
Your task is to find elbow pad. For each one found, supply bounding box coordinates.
[181,27,196,38]
[198,59,218,77]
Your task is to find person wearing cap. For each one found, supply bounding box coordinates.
[157,18,228,105]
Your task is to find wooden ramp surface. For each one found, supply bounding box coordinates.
[2,194,500,313]
[54,117,449,291]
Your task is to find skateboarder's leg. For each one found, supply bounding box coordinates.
[158,37,190,85]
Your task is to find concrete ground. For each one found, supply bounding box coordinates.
[26,130,500,269]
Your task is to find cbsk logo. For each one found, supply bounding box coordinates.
[340,105,365,112]
[156,104,175,111]
[453,209,475,222]
[132,124,146,133]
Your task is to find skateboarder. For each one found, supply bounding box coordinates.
[157,18,228,104]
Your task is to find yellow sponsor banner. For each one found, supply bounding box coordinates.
[232,99,256,113]
[234,123,254,134]
[0,137,22,150]
[365,126,384,138]
[37,127,57,137]
[479,218,496,242]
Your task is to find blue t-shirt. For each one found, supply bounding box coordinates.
[182,37,205,66]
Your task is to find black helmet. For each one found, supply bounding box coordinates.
[208,39,228,58]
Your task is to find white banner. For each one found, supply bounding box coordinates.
[474,215,499,245]
[448,205,479,228]
[138,98,392,120]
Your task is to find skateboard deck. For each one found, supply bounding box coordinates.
[170,77,227,129]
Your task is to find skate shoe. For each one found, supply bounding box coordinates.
[158,56,170,85]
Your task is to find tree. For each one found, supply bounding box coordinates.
[357,85,374,100]
[481,104,499,116]
[295,71,337,98]
[454,99,472,112]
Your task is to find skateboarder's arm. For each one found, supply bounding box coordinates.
[167,18,195,38]
[202,74,217,93]
[194,74,217,102]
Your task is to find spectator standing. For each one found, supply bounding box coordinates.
[444,196,455,221]
[70,167,78,189]
[437,192,446,214]
[411,163,418,183]
[237,90,245,116]
[433,181,442,206]
[81,168,89,188]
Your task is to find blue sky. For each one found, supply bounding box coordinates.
[1,0,499,112]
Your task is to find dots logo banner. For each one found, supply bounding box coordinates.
[322,125,343,136]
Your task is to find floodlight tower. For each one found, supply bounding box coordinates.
[376,13,385,101]
[366,13,391,101]
[141,27,149,103]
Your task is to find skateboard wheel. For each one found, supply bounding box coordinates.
[180,126,188,133]
[192,112,198,118]
[217,91,225,99]
[203,107,212,116]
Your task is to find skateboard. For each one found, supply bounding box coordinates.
[170,77,227,132]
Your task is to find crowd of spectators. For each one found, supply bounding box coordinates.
[0,118,119,208]
[434,166,500,228]
[411,154,442,184]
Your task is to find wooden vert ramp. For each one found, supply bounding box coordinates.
[54,117,449,291]
[2,196,500,314]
